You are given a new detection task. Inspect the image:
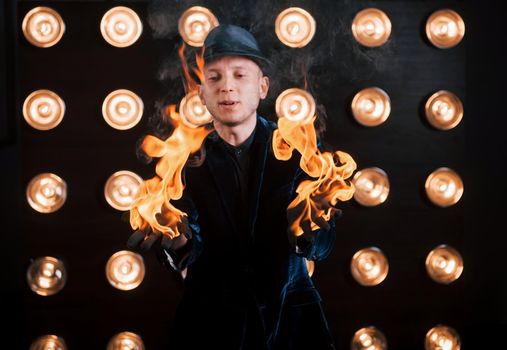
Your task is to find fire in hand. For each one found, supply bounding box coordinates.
[273,90,356,237]
[129,105,212,239]
[129,44,210,240]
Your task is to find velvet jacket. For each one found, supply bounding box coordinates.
[160,115,337,349]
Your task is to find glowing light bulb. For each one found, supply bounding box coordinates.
[275,88,315,123]
[426,9,465,49]
[178,6,218,47]
[27,257,66,296]
[352,8,391,47]
[179,91,213,127]
[106,251,145,291]
[426,245,463,284]
[275,7,316,48]
[351,87,390,127]
[425,168,463,207]
[425,325,461,350]
[352,327,387,350]
[425,90,463,130]
[100,6,142,47]
[23,90,65,130]
[22,7,65,48]
[351,247,388,286]
[352,167,389,206]
[102,89,143,130]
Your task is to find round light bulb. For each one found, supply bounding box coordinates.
[351,247,389,286]
[100,6,143,48]
[352,8,392,47]
[275,7,316,48]
[275,88,316,123]
[27,257,66,296]
[106,251,145,291]
[178,6,219,47]
[22,6,65,48]
[352,167,389,206]
[104,171,143,211]
[102,89,144,130]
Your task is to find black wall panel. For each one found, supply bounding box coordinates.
[2,0,506,349]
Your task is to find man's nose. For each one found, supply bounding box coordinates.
[220,75,235,92]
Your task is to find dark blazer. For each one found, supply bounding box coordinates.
[161,115,337,350]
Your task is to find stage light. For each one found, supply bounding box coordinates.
[23,89,65,130]
[425,90,463,130]
[351,326,387,350]
[179,91,213,128]
[106,250,145,291]
[102,89,144,130]
[425,245,463,284]
[275,88,316,123]
[351,87,391,127]
[426,9,465,49]
[425,167,463,207]
[275,7,316,48]
[30,335,67,350]
[352,8,392,47]
[351,247,389,286]
[425,325,461,350]
[107,332,145,350]
[22,6,65,48]
[27,256,66,296]
[305,258,315,277]
[104,171,143,211]
[26,173,67,213]
[178,6,219,47]
[100,6,142,48]
[352,167,389,206]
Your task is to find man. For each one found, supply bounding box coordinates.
[128,24,339,349]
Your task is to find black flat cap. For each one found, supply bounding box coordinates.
[203,24,271,70]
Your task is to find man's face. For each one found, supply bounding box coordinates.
[198,55,269,127]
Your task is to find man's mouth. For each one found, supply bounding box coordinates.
[219,100,239,106]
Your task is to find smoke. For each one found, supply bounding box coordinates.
[143,0,397,143]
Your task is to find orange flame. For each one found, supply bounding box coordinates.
[129,45,212,238]
[273,115,356,237]
[130,105,212,238]
[178,43,206,91]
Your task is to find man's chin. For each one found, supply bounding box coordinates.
[212,115,245,127]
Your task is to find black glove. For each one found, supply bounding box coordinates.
[289,207,343,254]
[126,216,192,252]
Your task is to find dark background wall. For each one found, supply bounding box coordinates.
[1,0,505,349]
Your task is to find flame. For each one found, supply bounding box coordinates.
[178,43,206,91]
[273,115,356,237]
[129,45,212,238]
[130,105,211,238]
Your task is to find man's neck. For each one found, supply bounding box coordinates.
[213,114,258,146]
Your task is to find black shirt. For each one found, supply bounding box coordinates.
[216,124,257,231]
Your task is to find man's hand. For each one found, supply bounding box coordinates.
[126,216,192,252]
[286,201,343,236]
[287,206,343,254]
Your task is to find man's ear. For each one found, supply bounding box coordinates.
[198,84,206,105]
[259,76,269,100]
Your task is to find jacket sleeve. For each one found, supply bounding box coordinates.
[158,189,204,273]
[289,139,337,262]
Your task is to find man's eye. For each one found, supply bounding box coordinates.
[208,76,218,81]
